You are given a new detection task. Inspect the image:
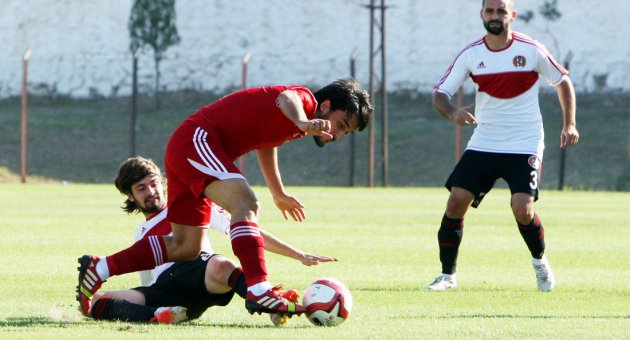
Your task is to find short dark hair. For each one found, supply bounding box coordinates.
[313,78,372,131]
[114,156,162,214]
[482,0,514,8]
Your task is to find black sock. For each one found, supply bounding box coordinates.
[228,267,247,299]
[517,213,545,259]
[438,214,464,275]
[91,297,157,322]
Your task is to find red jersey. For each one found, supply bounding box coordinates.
[186,85,317,159]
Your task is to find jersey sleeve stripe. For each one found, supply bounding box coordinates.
[434,38,484,91]
[513,33,568,74]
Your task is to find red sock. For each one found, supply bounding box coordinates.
[106,236,168,276]
[229,221,267,286]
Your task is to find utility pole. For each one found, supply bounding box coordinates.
[349,50,359,187]
[364,0,388,187]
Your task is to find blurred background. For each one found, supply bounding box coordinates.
[1,0,628,190]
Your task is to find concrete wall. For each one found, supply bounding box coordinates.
[1,0,628,98]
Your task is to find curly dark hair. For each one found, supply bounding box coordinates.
[114,157,163,214]
[313,78,373,131]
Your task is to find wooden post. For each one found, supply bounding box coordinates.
[21,48,32,183]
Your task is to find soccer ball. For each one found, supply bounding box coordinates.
[302,278,353,326]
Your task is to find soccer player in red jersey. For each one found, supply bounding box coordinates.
[85,157,335,325]
[78,78,372,317]
[426,0,579,292]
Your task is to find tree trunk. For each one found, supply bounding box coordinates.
[154,55,161,110]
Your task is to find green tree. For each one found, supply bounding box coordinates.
[519,0,567,65]
[128,0,181,109]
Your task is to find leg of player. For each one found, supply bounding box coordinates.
[205,255,242,296]
[77,226,206,316]
[426,187,474,291]
[512,193,555,292]
[89,290,188,324]
[203,179,306,316]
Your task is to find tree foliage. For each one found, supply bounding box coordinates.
[128,0,180,108]
[129,0,180,58]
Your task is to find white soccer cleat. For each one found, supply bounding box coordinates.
[151,306,188,324]
[532,255,555,292]
[425,274,457,291]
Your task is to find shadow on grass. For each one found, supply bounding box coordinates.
[0,317,80,327]
[0,316,312,329]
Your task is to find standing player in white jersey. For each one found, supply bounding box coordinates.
[83,157,337,325]
[426,0,579,292]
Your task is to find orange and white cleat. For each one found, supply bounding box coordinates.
[151,306,188,324]
[76,255,106,316]
[270,289,300,327]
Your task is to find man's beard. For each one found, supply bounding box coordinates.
[483,20,505,35]
[139,197,165,214]
[313,135,326,147]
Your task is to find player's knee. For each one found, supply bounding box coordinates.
[512,205,534,224]
[209,256,238,279]
[232,199,260,219]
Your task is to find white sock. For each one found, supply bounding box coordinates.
[248,281,272,296]
[532,255,548,266]
[95,257,110,280]
[442,273,456,280]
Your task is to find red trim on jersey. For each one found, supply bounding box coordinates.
[471,71,539,99]
[513,33,568,75]
[483,35,514,52]
[434,38,485,93]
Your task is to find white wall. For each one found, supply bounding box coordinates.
[1,0,628,98]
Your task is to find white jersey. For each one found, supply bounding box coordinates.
[134,204,231,286]
[434,32,568,158]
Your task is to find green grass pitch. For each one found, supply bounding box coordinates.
[0,184,629,339]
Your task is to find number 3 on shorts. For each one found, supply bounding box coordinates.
[529,170,538,190]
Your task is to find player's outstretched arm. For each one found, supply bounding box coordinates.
[256,147,306,222]
[259,229,338,266]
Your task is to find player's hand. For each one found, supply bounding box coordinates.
[298,119,333,141]
[560,126,579,148]
[273,193,306,222]
[451,104,477,126]
[299,253,338,266]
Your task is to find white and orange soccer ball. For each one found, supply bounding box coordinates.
[302,278,353,327]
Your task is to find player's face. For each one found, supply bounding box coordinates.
[129,174,165,214]
[481,0,515,36]
[313,109,358,147]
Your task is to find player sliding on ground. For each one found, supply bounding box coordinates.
[84,157,337,325]
[77,78,372,318]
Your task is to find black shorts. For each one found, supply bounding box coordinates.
[133,254,235,320]
[445,150,541,208]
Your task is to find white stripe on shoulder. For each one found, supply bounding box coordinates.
[135,208,169,240]
[435,37,484,88]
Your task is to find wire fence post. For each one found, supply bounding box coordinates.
[130,48,142,157]
[21,48,32,184]
[349,50,358,187]
[238,51,252,175]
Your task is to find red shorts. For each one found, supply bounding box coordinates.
[164,120,245,226]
